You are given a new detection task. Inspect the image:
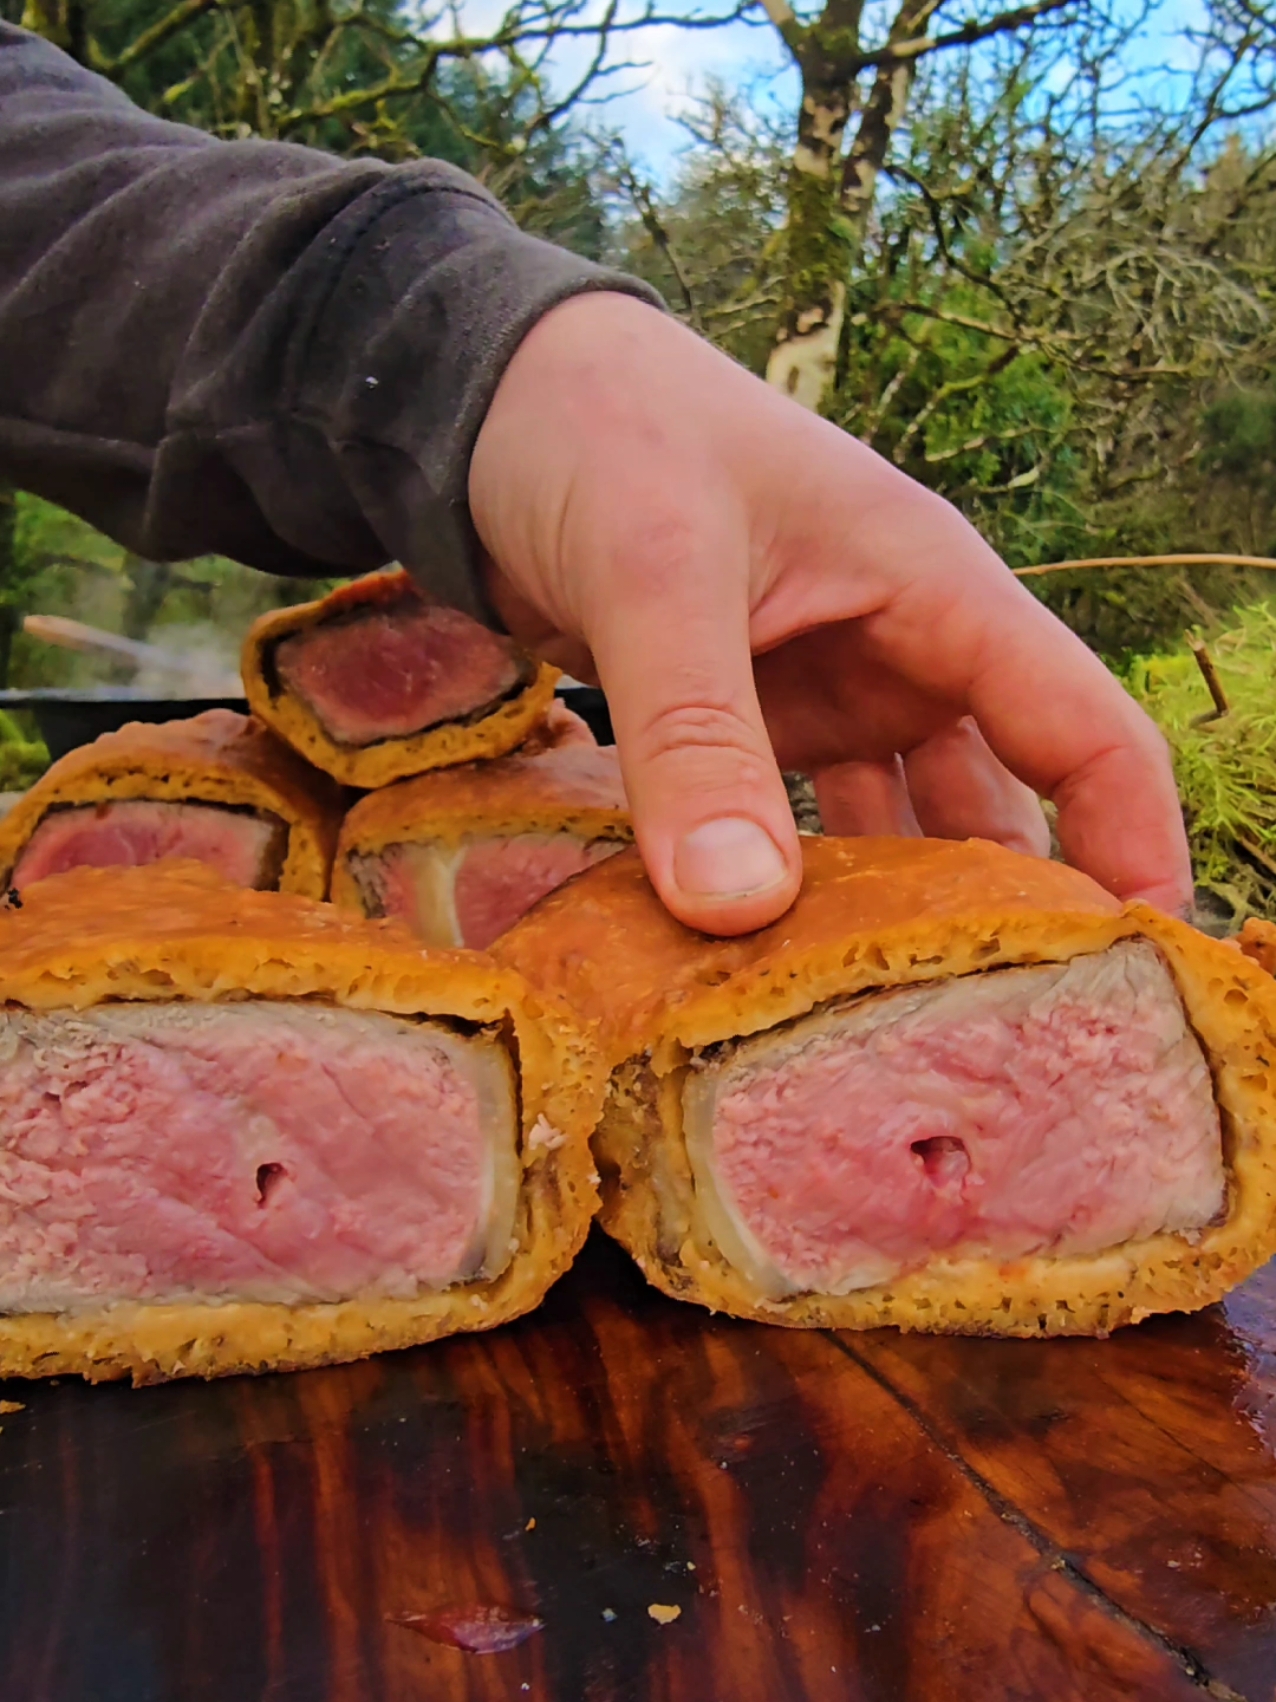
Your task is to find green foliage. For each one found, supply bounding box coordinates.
[1201,387,1276,480]
[1022,563,1275,670]
[834,298,1086,568]
[1192,383,1276,575]
[4,493,118,686]
[619,52,1276,657]
[1128,605,1276,921]
[34,0,610,257]
[0,712,49,792]
[5,493,339,689]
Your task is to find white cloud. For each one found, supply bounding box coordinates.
[428,0,794,176]
[597,20,796,171]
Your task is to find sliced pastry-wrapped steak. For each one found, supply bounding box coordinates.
[0,863,601,1383]
[1238,917,1276,976]
[0,709,342,898]
[332,716,631,949]
[242,569,559,787]
[497,837,1276,1338]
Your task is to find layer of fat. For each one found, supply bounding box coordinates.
[682,941,1223,1301]
[351,835,624,949]
[0,999,523,1311]
[351,840,466,947]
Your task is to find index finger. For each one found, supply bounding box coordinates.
[876,559,1192,913]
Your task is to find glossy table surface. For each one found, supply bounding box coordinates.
[4,1230,1276,1702]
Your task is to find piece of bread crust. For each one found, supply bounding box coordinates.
[0,862,603,1384]
[495,837,1276,1339]
[0,710,343,898]
[241,569,559,786]
[330,741,631,917]
[1238,917,1276,976]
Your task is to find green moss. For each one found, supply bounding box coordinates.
[1126,603,1276,920]
[0,710,48,793]
[778,164,847,333]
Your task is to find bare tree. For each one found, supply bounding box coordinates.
[618,0,1272,411]
[752,0,1085,406]
[838,15,1276,506]
[600,1,1276,648]
[17,0,743,168]
[597,87,790,366]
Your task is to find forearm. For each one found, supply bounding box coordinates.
[0,24,660,619]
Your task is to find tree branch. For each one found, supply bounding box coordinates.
[278,2,752,132]
[1014,554,1276,577]
[755,0,804,56]
[849,0,1074,73]
[92,0,217,74]
[615,160,702,325]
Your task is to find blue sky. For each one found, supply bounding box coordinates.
[633,0,1220,169]
[441,0,1223,181]
[578,15,796,173]
[434,0,795,175]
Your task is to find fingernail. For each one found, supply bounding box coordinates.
[674,817,789,899]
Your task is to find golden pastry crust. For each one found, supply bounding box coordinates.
[241,569,559,786]
[1238,917,1276,976]
[0,710,343,898]
[330,740,631,916]
[523,698,601,754]
[496,837,1276,1338]
[0,863,603,1384]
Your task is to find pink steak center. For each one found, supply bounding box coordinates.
[353,835,624,950]
[0,1001,520,1312]
[274,600,525,746]
[683,942,1224,1296]
[13,801,285,890]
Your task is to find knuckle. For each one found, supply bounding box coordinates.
[638,701,753,754]
[616,527,712,601]
[582,488,736,603]
[635,702,776,790]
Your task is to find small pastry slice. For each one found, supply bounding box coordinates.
[0,862,601,1384]
[242,569,558,786]
[496,836,1276,1338]
[0,710,343,898]
[331,722,631,949]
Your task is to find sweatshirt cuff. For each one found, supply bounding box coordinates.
[295,175,666,625]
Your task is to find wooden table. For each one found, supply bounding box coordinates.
[4,1231,1276,1702]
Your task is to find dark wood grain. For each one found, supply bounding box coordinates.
[848,1263,1276,1701]
[1,1235,1274,1701]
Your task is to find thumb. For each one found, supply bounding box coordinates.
[583,517,802,936]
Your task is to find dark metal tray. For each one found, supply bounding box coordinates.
[0,685,614,762]
[0,689,249,762]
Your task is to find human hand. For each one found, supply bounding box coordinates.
[469,292,1191,935]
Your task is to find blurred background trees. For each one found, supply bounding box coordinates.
[8,0,1275,665]
[606,0,1276,655]
[6,0,1276,904]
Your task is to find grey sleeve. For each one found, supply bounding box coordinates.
[0,23,664,621]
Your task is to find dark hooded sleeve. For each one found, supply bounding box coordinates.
[0,23,664,621]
